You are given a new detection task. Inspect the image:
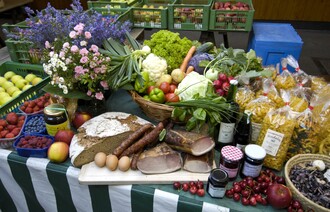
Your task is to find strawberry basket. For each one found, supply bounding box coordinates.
[0,113,27,149]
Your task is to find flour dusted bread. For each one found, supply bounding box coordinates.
[70,112,150,167]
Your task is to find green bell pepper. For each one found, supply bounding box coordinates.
[134,71,150,94]
[149,88,165,103]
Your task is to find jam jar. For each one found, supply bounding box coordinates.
[240,144,266,178]
[207,168,229,198]
[219,145,243,180]
[44,103,70,136]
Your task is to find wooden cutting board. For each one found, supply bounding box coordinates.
[79,161,215,185]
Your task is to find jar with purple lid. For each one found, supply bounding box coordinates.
[219,145,243,180]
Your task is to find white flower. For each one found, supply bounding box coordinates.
[59,77,64,83]
[63,88,68,94]
[51,80,55,85]
[80,40,87,46]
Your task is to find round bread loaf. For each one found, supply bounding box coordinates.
[69,112,150,167]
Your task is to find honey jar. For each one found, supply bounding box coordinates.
[44,103,70,136]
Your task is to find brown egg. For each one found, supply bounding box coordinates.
[118,156,130,172]
[94,152,107,167]
[106,154,119,171]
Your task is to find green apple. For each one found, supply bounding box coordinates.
[0,96,12,105]
[0,87,5,92]
[14,79,28,89]
[25,73,37,82]
[10,75,23,84]
[2,81,14,90]
[22,84,33,91]
[4,71,16,80]
[0,76,7,85]
[0,91,10,99]
[6,86,20,96]
[32,77,43,86]
[12,90,22,98]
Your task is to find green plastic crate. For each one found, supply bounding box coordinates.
[131,0,174,29]
[209,0,254,31]
[5,39,38,64]
[0,61,50,116]
[168,0,212,31]
[88,0,139,9]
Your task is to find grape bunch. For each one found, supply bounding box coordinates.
[225,169,285,206]
[173,181,205,197]
[213,73,234,97]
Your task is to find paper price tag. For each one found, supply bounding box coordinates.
[261,129,284,156]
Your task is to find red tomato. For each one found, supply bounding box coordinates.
[159,82,170,94]
[147,86,155,95]
[169,84,177,93]
[165,93,180,102]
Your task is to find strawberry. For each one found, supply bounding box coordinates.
[17,120,25,127]
[11,128,21,136]
[5,133,15,138]
[18,115,25,121]
[7,125,16,131]
[6,112,18,125]
[25,107,33,114]
[0,119,8,127]
[0,130,9,138]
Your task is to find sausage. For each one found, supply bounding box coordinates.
[130,150,142,170]
[112,123,153,157]
[120,122,164,157]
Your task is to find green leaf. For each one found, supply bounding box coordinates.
[186,117,197,131]
[193,108,206,121]
[125,31,142,50]
[159,129,166,141]
[42,84,92,100]
[171,108,186,122]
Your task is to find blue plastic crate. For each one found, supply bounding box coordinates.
[248,22,303,72]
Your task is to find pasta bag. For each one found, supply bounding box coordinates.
[235,76,255,112]
[312,91,330,142]
[274,58,296,90]
[284,86,309,113]
[256,92,295,170]
[286,102,320,161]
[256,78,284,108]
[286,55,312,87]
[246,84,276,143]
[310,76,327,93]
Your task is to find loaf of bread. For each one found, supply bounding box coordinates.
[69,112,150,167]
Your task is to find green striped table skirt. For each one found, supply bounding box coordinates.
[0,149,231,212]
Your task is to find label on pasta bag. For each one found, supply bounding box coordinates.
[261,129,284,156]
[251,122,262,142]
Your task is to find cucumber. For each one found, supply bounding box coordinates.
[196,42,214,54]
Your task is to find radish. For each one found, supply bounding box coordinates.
[218,73,228,82]
[216,88,225,96]
[213,80,222,90]
[222,81,230,91]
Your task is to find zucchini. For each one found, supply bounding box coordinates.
[196,42,214,54]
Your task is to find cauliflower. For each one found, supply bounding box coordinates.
[142,53,167,83]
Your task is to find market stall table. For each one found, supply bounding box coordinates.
[0,89,287,212]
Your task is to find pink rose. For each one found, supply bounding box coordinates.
[90,45,99,53]
[71,45,79,53]
[80,56,88,64]
[100,81,109,90]
[63,42,70,49]
[74,66,84,74]
[79,48,89,56]
[59,51,65,58]
[95,92,104,100]
[87,90,92,96]
[74,23,85,34]
[85,31,92,39]
[69,31,76,38]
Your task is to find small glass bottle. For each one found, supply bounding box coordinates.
[44,103,70,136]
[207,168,229,198]
[240,144,266,178]
[219,145,243,180]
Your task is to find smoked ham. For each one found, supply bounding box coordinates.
[137,143,182,174]
[164,130,215,156]
[183,150,214,173]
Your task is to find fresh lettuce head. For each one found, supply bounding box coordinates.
[176,72,212,101]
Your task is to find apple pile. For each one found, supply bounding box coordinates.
[173,8,203,24]
[173,181,205,197]
[72,111,92,129]
[54,129,74,145]
[20,93,51,114]
[0,71,43,107]
[0,112,25,139]
[213,73,234,97]
[213,1,250,11]
[16,135,53,149]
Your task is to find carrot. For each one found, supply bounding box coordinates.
[185,66,195,76]
[180,46,197,72]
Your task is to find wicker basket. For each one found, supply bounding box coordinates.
[284,154,330,212]
[130,90,173,122]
